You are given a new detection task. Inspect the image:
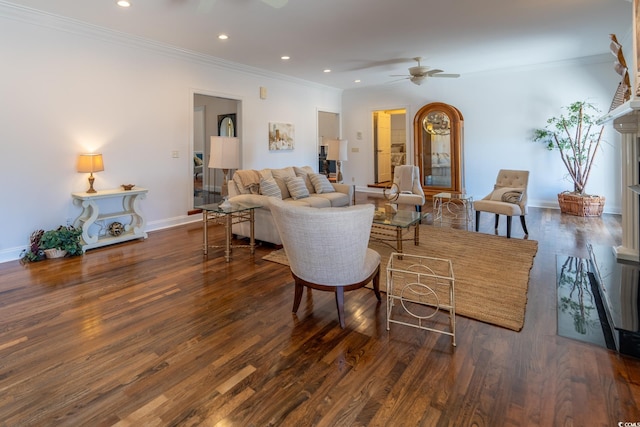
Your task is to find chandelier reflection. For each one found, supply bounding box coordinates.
[423,112,450,135]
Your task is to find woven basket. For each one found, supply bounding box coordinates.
[557,192,605,217]
[44,249,67,259]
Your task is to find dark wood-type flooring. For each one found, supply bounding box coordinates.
[0,193,638,426]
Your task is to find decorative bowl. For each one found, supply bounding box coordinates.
[121,184,135,190]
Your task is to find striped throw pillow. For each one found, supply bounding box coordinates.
[309,173,335,194]
[259,177,282,199]
[285,176,309,200]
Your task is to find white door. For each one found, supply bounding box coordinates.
[376,111,391,183]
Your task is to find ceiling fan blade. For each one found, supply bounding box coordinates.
[261,0,288,8]
[431,73,460,78]
[425,69,443,76]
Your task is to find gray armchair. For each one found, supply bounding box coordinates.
[269,199,381,328]
[474,169,529,238]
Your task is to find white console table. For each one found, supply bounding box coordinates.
[72,188,148,251]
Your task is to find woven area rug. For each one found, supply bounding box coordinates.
[262,226,538,331]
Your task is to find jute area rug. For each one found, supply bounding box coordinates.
[262,226,538,332]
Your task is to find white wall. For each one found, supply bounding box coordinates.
[0,8,341,262]
[342,56,622,213]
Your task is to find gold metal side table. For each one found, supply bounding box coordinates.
[198,202,262,262]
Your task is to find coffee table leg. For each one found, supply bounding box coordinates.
[225,214,232,262]
[249,209,256,254]
[415,223,420,245]
[396,227,403,253]
[203,211,208,255]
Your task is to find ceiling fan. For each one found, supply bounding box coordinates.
[391,57,460,86]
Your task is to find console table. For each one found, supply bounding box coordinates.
[72,188,148,251]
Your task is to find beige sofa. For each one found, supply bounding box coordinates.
[228,166,353,245]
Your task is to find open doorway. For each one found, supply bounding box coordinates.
[193,94,240,209]
[318,110,340,177]
[372,108,406,186]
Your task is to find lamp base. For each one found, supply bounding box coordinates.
[86,174,97,193]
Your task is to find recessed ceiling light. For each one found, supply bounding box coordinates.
[281,56,290,60]
[323,69,331,73]
[218,34,229,40]
[116,0,131,7]
[354,79,361,83]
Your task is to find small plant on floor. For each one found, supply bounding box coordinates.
[20,229,45,264]
[20,226,83,264]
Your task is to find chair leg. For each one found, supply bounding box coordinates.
[415,205,422,213]
[292,281,304,313]
[372,268,381,301]
[506,216,512,238]
[494,214,500,231]
[335,287,346,328]
[475,211,480,231]
[520,215,529,236]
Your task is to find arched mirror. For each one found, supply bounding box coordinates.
[413,102,464,197]
[218,113,236,137]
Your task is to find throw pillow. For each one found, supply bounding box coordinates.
[259,177,282,199]
[310,173,335,194]
[502,191,523,204]
[285,176,310,200]
[271,167,296,199]
[294,166,316,194]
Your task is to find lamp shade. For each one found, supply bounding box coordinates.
[209,136,240,169]
[326,139,348,161]
[76,153,104,173]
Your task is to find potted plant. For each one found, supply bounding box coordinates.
[20,225,83,263]
[533,100,605,216]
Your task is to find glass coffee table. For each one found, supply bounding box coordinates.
[198,201,262,262]
[370,208,426,253]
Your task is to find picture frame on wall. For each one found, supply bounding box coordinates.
[269,122,295,151]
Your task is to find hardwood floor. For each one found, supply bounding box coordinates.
[0,194,638,426]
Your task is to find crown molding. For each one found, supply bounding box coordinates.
[0,1,342,93]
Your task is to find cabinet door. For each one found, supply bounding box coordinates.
[414,103,464,197]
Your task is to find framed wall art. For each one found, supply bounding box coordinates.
[269,122,295,151]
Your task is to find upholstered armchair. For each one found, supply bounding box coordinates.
[269,199,381,328]
[474,169,529,238]
[385,165,425,212]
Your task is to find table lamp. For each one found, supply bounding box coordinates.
[327,139,348,183]
[77,153,104,193]
[209,136,240,206]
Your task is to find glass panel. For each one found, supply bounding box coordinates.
[421,111,451,188]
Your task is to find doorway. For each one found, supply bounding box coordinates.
[318,110,340,176]
[193,94,240,209]
[373,108,407,185]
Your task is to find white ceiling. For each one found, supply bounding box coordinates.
[2,0,633,89]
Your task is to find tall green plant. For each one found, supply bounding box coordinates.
[533,101,604,195]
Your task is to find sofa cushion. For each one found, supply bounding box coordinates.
[271,167,296,199]
[259,177,282,199]
[285,176,310,200]
[294,166,316,194]
[312,192,350,207]
[309,173,335,194]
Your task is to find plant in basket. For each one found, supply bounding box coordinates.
[533,100,606,216]
[20,225,83,263]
